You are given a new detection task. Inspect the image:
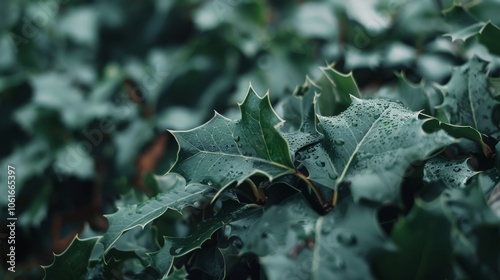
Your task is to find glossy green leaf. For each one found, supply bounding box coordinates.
[436,56,500,138]
[163,267,188,280]
[100,174,209,253]
[316,65,361,116]
[375,198,455,280]
[169,86,294,191]
[169,204,262,257]
[477,21,500,55]
[148,237,174,278]
[424,157,478,188]
[43,237,99,280]
[445,177,500,279]
[240,194,391,279]
[299,98,454,203]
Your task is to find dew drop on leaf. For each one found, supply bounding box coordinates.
[453,167,461,172]
[337,231,357,246]
[316,161,326,167]
[328,172,338,180]
[234,135,240,142]
[334,139,345,146]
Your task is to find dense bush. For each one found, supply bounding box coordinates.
[1,0,499,279]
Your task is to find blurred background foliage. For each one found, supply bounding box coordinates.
[1,0,499,278]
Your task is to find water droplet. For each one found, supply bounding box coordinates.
[332,255,346,270]
[127,212,133,216]
[174,247,183,254]
[136,209,142,214]
[237,143,243,148]
[337,231,357,246]
[334,139,345,146]
[453,167,461,172]
[243,225,249,229]
[234,136,240,142]
[328,172,338,180]
[316,161,325,167]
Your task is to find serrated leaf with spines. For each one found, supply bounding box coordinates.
[278,78,324,156]
[424,157,479,188]
[168,204,262,257]
[148,237,174,278]
[444,177,500,279]
[436,56,500,138]
[43,236,99,280]
[169,86,295,191]
[316,65,361,116]
[298,97,454,204]
[443,5,482,42]
[163,267,188,280]
[239,194,392,280]
[100,174,209,254]
[373,72,432,112]
[375,197,455,280]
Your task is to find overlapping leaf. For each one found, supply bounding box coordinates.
[168,204,262,257]
[100,174,209,253]
[298,97,454,204]
[238,194,392,279]
[424,157,478,188]
[436,56,500,138]
[169,87,294,191]
[43,237,99,280]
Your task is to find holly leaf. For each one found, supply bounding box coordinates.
[148,237,175,278]
[277,78,324,155]
[373,72,432,112]
[43,237,99,280]
[163,267,188,280]
[443,5,482,42]
[240,194,392,279]
[169,204,262,257]
[298,98,454,204]
[316,65,361,116]
[100,174,210,254]
[477,21,500,56]
[375,197,455,280]
[436,56,500,138]
[424,157,479,188]
[445,177,500,279]
[169,86,294,191]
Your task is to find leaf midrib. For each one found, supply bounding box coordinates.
[333,106,392,190]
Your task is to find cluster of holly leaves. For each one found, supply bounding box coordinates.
[40,1,500,279]
[1,0,500,279]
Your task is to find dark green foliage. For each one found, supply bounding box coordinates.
[1,0,500,279]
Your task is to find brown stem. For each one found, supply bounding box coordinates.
[295,172,326,206]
